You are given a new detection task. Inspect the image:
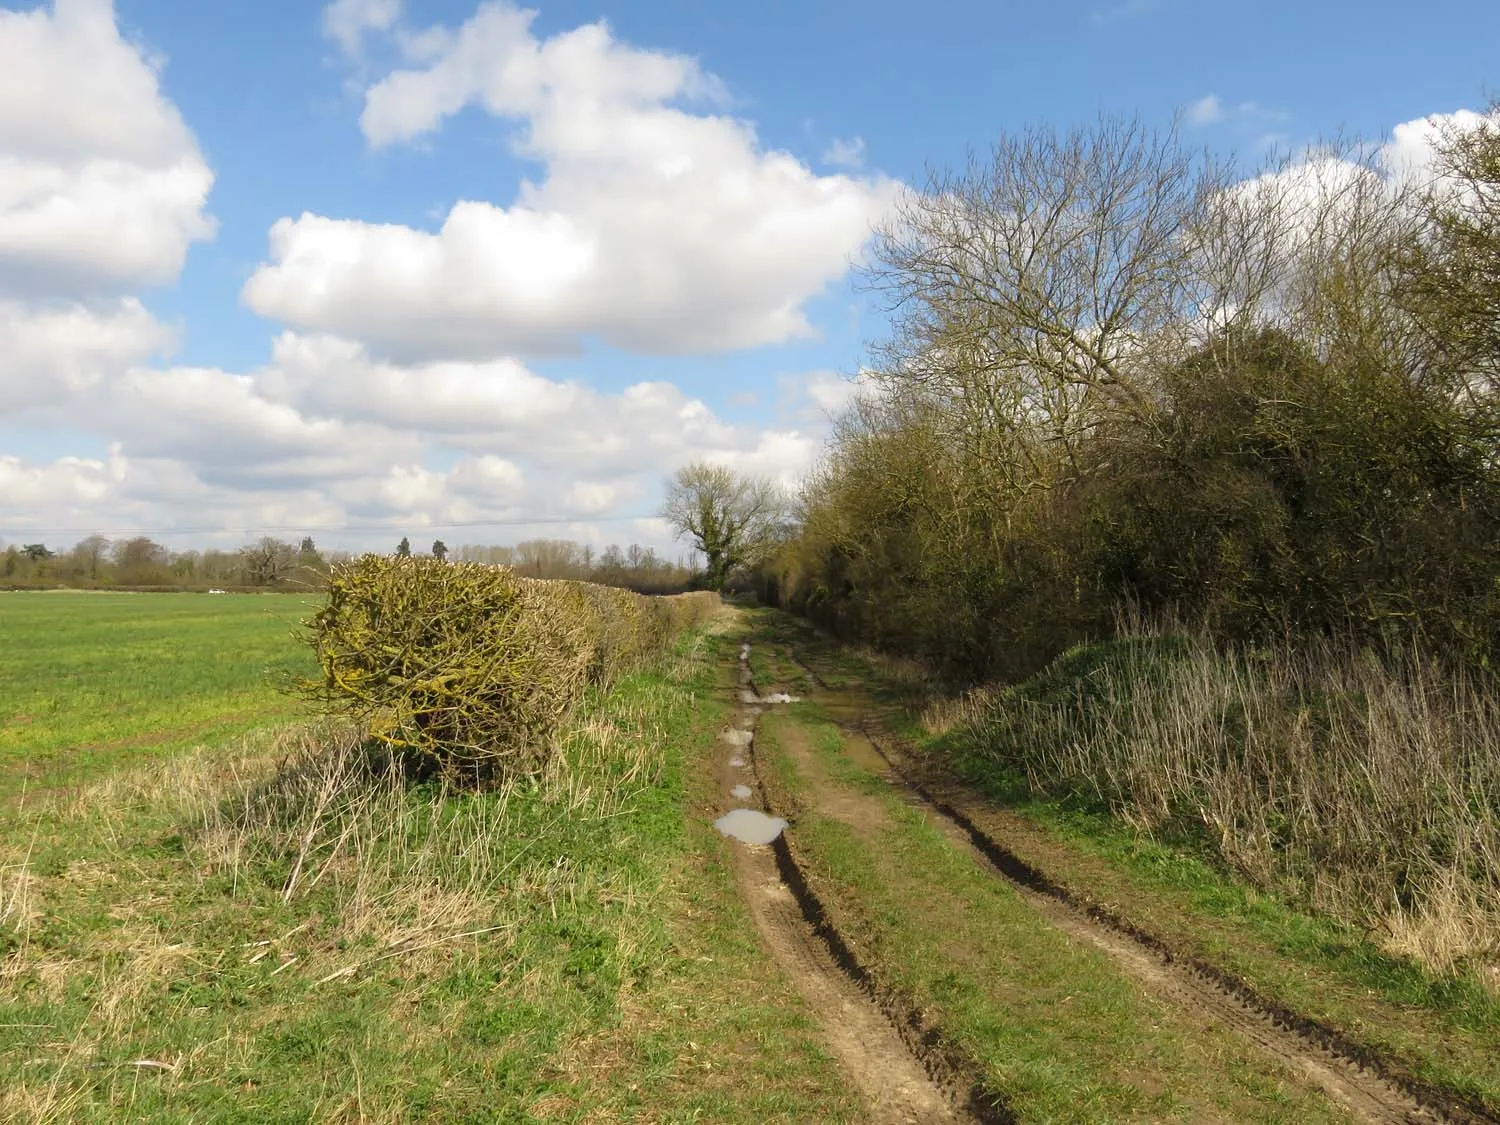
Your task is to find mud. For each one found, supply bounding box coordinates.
[713,646,1007,1125]
[821,690,1475,1124]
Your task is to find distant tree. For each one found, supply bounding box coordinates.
[514,539,584,579]
[660,462,787,590]
[431,539,449,561]
[396,537,412,557]
[21,543,51,561]
[296,535,327,575]
[70,534,110,581]
[241,537,298,586]
[112,537,171,586]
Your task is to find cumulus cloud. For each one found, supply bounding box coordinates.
[260,331,822,480]
[0,298,175,412]
[0,0,214,298]
[246,1,899,360]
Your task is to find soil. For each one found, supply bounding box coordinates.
[780,637,1468,1124]
[711,649,986,1124]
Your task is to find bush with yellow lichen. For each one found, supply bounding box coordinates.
[305,555,717,779]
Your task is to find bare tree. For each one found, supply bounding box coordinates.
[241,537,297,586]
[70,534,110,581]
[661,462,786,590]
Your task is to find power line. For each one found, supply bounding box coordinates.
[3,512,664,538]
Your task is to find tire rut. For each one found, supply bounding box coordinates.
[715,649,1011,1125]
[783,649,1486,1125]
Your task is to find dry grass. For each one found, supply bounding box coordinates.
[948,628,1500,977]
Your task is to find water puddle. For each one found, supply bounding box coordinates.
[720,728,753,748]
[729,756,747,768]
[714,808,789,845]
[740,690,802,705]
[731,784,753,799]
[740,643,752,662]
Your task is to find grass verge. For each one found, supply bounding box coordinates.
[755,609,1500,1116]
[0,618,861,1122]
[752,698,1349,1123]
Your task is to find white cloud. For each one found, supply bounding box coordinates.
[800,370,868,415]
[1382,109,1494,186]
[0,0,214,298]
[823,136,866,168]
[0,298,175,412]
[0,451,120,513]
[1186,95,1223,127]
[324,0,402,56]
[244,1,898,360]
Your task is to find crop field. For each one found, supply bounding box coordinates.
[0,592,316,798]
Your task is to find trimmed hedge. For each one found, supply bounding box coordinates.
[306,555,718,777]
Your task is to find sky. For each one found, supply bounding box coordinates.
[0,0,1496,557]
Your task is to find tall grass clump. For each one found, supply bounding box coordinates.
[306,555,717,779]
[947,629,1500,975]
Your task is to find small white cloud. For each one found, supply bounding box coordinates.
[323,0,402,56]
[822,136,866,169]
[1186,95,1223,127]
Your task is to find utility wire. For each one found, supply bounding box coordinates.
[6,512,662,538]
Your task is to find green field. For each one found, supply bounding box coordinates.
[0,596,863,1121]
[0,592,315,796]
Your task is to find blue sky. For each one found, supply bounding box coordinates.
[1,0,1496,552]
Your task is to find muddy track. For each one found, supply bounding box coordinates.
[814,699,1488,1125]
[715,652,1012,1124]
[771,632,1500,1122]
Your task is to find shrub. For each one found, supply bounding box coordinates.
[305,555,717,779]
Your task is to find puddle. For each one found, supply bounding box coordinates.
[740,691,802,705]
[714,808,789,845]
[740,644,751,662]
[731,784,753,799]
[720,728,753,748]
[729,756,747,768]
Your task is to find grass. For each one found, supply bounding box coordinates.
[752,700,1346,1123]
[0,592,315,796]
[754,608,1500,1116]
[926,627,1500,978]
[0,605,862,1121]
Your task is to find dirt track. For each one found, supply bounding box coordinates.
[712,648,1007,1123]
[743,633,1491,1125]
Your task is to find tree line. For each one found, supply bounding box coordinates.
[743,109,1500,678]
[1,534,698,595]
